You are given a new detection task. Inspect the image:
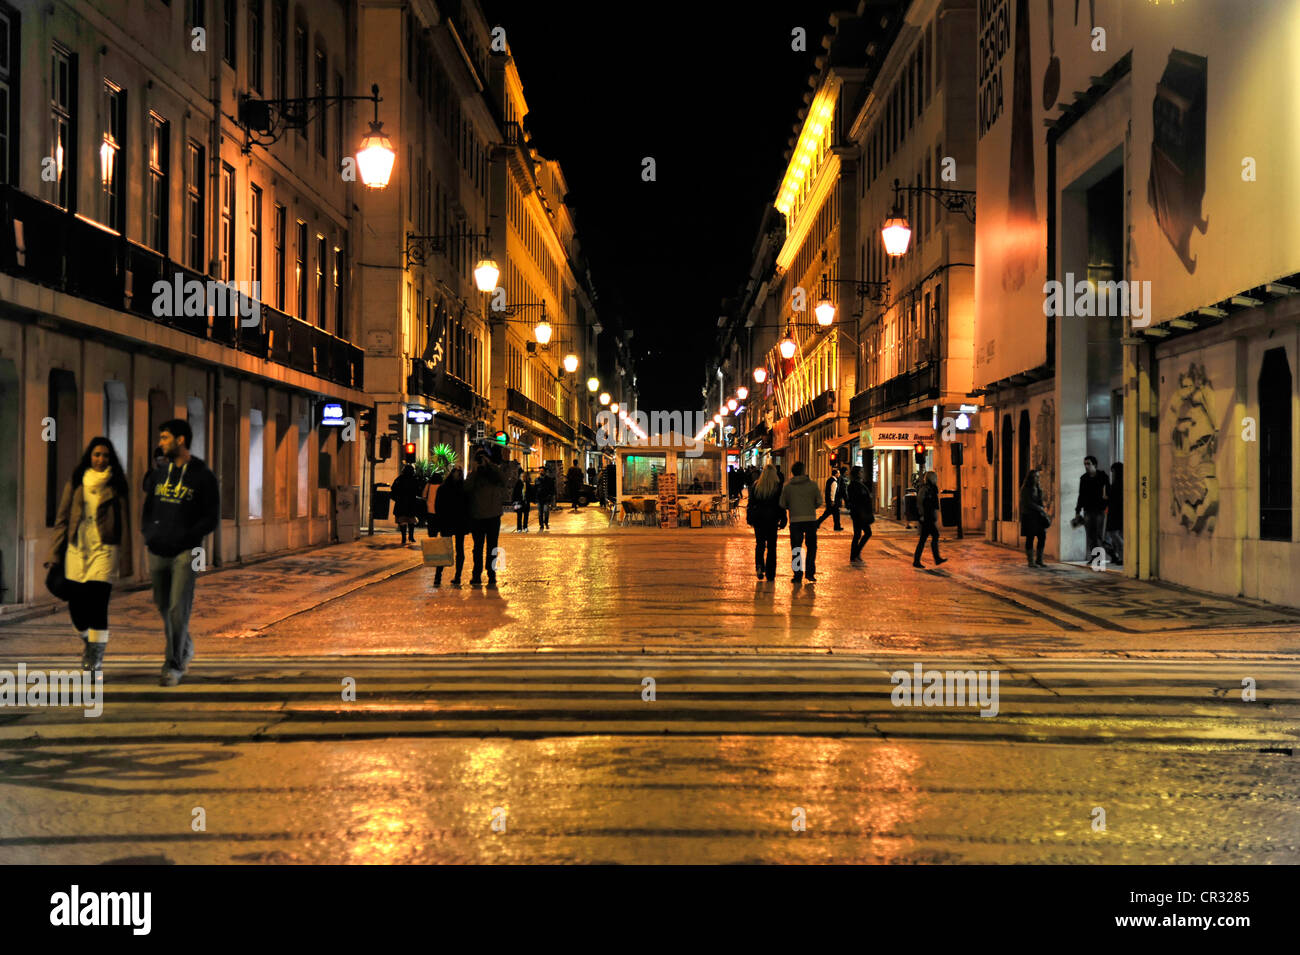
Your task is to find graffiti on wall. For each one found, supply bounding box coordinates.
[1168,363,1219,534]
[1032,397,1056,518]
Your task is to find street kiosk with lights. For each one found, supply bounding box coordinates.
[613,433,726,526]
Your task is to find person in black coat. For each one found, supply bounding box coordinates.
[565,460,584,510]
[390,464,420,545]
[431,468,470,587]
[817,466,845,531]
[535,466,557,530]
[912,471,947,568]
[747,464,786,581]
[1019,468,1050,567]
[512,470,533,532]
[846,466,875,563]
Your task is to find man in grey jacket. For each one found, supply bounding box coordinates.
[778,461,823,583]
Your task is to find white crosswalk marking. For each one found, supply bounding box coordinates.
[2,653,1296,749]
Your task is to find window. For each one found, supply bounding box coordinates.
[1259,347,1292,541]
[333,241,344,336]
[147,113,168,252]
[273,203,285,309]
[46,370,79,527]
[271,0,285,100]
[186,396,206,460]
[50,45,74,210]
[248,408,264,519]
[188,0,205,30]
[219,162,234,281]
[315,233,326,327]
[295,219,307,319]
[0,4,18,186]
[248,0,263,93]
[249,183,262,288]
[101,82,125,232]
[222,0,235,65]
[314,48,326,156]
[103,382,129,474]
[186,140,205,270]
[294,24,307,137]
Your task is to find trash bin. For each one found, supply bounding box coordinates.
[904,489,919,522]
[371,483,391,521]
[336,485,360,540]
[939,490,959,527]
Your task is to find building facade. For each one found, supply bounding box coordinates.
[0,0,368,609]
[974,0,1300,605]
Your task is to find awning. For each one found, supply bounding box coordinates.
[823,430,861,453]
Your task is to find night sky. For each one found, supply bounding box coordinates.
[481,0,846,413]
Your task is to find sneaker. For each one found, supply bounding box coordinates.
[935,557,948,566]
[913,561,924,568]
[159,669,181,687]
[85,642,106,672]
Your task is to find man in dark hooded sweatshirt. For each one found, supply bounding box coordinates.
[141,419,220,686]
[465,449,506,588]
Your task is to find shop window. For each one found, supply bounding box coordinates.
[103,381,129,472]
[1259,347,1292,541]
[1018,409,1031,502]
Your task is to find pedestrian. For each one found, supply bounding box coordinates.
[45,437,132,672]
[513,469,533,532]
[421,471,443,538]
[747,463,786,581]
[846,465,875,563]
[587,464,597,487]
[390,463,420,545]
[535,465,556,530]
[912,471,947,568]
[565,460,584,510]
[778,460,823,583]
[1106,461,1124,566]
[141,419,220,687]
[817,466,844,531]
[1019,468,1050,568]
[465,450,506,588]
[596,463,609,507]
[1074,455,1110,559]
[431,467,469,587]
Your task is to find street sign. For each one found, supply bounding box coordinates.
[406,407,434,424]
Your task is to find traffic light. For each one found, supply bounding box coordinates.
[387,413,404,437]
[493,430,509,447]
[359,408,375,434]
[403,442,416,463]
[914,441,926,465]
[378,436,393,461]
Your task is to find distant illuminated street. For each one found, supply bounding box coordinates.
[1,512,1297,863]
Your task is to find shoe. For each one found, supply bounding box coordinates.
[805,575,817,582]
[85,642,106,672]
[935,557,948,566]
[452,579,462,589]
[1036,560,1047,567]
[179,641,194,673]
[470,578,482,588]
[486,580,498,590]
[756,571,765,580]
[80,642,94,670]
[913,561,924,568]
[791,575,802,583]
[433,578,442,588]
[159,669,181,687]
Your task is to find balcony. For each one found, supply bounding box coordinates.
[0,185,363,391]
[407,361,483,415]
[849,361,939,426]
[507,388,574,442]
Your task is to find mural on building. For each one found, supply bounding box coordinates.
[1148,49,1208,274]
[1032,397,1056,516]
[1168,363,1219,534]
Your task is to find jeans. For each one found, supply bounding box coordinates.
[816,504,842,531]
[538,502,550,528]
[516,502,531,530]
[789,521,818,579]
[1083,509,1107,559]
[1107,528,1124,565]
[148,550,197,672]
[913,520,942,564]
[753,525,778,579]
[850,516,873,560]
[434,533,466,584]
[470,517,502,584]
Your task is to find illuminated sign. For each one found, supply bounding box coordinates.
[406,406,434,424]
[321,403,345,426]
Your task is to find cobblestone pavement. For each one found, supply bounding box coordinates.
[1,510,1296,863]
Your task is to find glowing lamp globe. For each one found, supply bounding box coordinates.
[563,354,579,374]
[473,258,500,293]
[356,122,396,189]
[778,335,797,360]
[815,299,835,326]
[882,214,912,256]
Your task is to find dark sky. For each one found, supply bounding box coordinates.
[481,0,846,412]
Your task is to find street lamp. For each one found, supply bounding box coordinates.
[727,398,738,411]
[473,258,500,293]
[587,377,600,392]
[599,392,611,406]
[814,298,836,326]
[737,386,749,400]
[753,367,768,384]
[533,320,553,345]
[778,327,798,360]
[713,414,723,424]
[610,402,620,414]
[355,113,396,189]
[563,354,579,374]
[882,177,976,256]
[881,204,912,257]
